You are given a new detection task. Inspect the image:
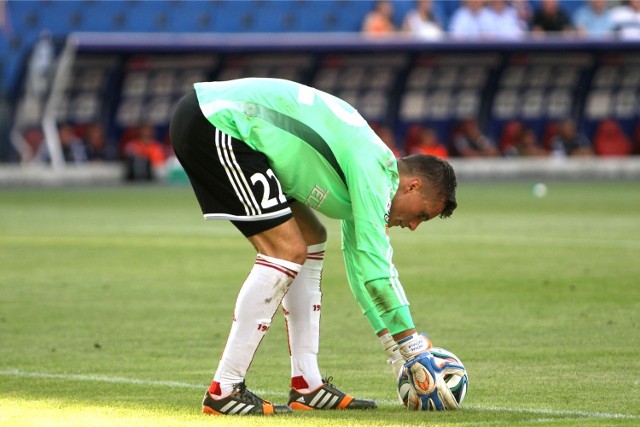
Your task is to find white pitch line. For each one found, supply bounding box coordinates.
[1,369,637,420]
[0,369,203,390]
[461,404,639,420]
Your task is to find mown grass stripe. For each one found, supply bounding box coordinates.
[1,369,637,420]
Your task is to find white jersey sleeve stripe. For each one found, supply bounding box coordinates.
[386,242,409,305]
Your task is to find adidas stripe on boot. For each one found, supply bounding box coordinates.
[202,381,292,415]
[288,377,377,410]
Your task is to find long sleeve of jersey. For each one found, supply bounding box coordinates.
[341,219,414,335]
[340,163,416,336]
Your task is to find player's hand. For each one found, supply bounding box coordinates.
[403,351,441,394]
[434,375,461,410]
[404,352,464,410]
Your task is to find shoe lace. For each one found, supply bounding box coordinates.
[322,376,339,391]
[232,381,266,405]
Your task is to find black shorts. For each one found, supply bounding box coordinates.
[169,90,293,237]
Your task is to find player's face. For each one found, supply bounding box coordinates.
[387,179,444,231]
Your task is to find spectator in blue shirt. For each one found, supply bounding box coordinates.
[573,0,614,38]
[480,0,526,39]
[449,0,487,38]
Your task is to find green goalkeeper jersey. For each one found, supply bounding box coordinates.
[194,78,412,334]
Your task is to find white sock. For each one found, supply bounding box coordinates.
[283,242,326,392]
[210,254,302,397]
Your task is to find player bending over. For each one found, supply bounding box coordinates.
[169,77,462,415]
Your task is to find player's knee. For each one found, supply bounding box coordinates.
[313,222,328,244]
[287,240,308,265]
[258,239,307,265]
[270,245,306,266]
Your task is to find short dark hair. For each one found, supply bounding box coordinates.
[399,154,457,218]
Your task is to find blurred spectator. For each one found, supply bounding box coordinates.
[573,0,614,38]
[516,127,549,157]
[512,0,534,29]
[373,123,403,157]
[408,126,449,158]
[124,123,166,166]
[499,120,525,156]
[634,123,640,155]
[27,29,54,97]
[84,123,117,162]
[500,121,548,157]
[362,0,397,36]
[592,119,632,157]
[610,0,640,39]
[0,0,9,35]
[448,0,487,38]
[480,0,526,39]
[451,118,499,157]
[402,0,444,40]
[13,126,45,163]
[550,119,594,157]
[403,123,422,154]
[35,123,88,165]
[531,0,575,36]
[123,123,166,180]
[541,120,560,151]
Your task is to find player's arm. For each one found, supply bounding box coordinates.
[343,174,416,337]
[340,219,387,334]
[345,190,462,410]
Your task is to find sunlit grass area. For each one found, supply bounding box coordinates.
[1,182,639,426]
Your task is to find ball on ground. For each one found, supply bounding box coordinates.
[532,183,548,198]
[397,347,468,411]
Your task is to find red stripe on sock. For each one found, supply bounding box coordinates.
[255,259,298,279]
[291,375,309,390]
[209,381,222,396]
[307,251,325,258]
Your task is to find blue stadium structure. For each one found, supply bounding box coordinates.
[1,1,638,163]
[2,0,587,88]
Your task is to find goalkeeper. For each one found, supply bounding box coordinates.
[169,77,462,415]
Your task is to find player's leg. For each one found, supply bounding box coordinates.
[170,90,303,415]
[209,218,305,409]
[284,202,377,410]
[283,202,326,392]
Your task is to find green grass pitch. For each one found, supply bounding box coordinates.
[1,181,639,426]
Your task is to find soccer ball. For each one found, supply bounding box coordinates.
[397,347,468,410]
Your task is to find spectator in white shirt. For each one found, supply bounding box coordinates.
[402,0,444,40]
[610,0,640,39]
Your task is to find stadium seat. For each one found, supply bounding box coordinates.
[585,89,612,120]
[546,88,572,119]
[592,119,632,157]
[399,91,428,122]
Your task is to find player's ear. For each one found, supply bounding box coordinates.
[407,177,423,192]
